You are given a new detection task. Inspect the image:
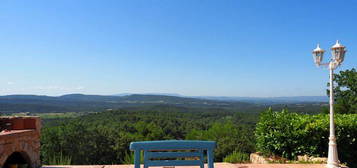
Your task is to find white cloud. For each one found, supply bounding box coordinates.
[35,85,63,90]
[75,86,85,90]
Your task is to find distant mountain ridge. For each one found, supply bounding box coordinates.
[193,96,328,104]
[0,93,252,113]
[110,93,328,103]
[113,93,182,97]
[0,93,327,114]
[0,93,328,104]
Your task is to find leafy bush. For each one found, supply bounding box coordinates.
[255,108,357,168]
[122,151,144,164]
[48,152,72,165]
[186,121,255,161]
[41,121,133,165]
[223,151,250,163]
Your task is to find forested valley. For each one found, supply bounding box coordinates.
[41,105,258,164]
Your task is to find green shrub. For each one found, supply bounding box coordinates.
[255,108,357,168]
[223,151,250,163]
[186,121,255,161]
[122,151,144,164]
[48,152,72,165]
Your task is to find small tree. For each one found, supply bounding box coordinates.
[327,68,357,114]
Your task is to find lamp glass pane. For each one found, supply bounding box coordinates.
[314,52,323,64]
[332,48,339,60]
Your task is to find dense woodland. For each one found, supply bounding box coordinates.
[41,106,258,164]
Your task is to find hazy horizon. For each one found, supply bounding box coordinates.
[0,92,328,98]
[1,0,356,97]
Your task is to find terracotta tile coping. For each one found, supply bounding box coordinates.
[0,129,34,136]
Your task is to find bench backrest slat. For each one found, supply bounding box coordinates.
[146,151,202,159]
[130,140,215,150]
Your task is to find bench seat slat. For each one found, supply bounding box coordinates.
[146,151,202,159]
[146,160,202,167]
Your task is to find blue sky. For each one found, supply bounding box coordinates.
[0,0,356,97]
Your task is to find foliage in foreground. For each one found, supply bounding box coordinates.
[255,108,357,168]
[122,151,144,164]
[48,152,72,165]
[223,151,250,163]
[186,121,255,161]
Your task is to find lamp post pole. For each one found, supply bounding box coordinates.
[327,62,339,168]
[312,40,346,168]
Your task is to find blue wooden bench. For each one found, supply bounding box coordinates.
[130,140,216,168]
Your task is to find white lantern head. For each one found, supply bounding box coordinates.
[331,40,346,65]
[312,44,324,66]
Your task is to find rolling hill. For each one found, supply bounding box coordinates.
[0,94,327,114]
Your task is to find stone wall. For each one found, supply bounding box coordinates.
[250,152,328,164]
[0,116,41,168]
[297,155,327,163]
[250,153,269,164]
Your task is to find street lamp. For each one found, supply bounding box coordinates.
[312,40,347,168]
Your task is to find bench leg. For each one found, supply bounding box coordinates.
[134,150,141,168]
[199,150,204,168]
[144,151,148,168]
[207,149,214,168]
